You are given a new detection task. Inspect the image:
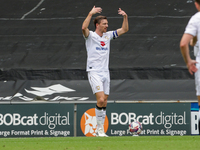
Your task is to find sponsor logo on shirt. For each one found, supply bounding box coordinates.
[96,41,108,51]
[96,47,108,50]
[100,41,105,46]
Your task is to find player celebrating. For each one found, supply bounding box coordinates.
[82,6,129,137]
[180,0,200,134]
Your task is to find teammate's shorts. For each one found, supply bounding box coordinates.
[194,45,199,57]
[88,71,110,95]
[195,62,200,96]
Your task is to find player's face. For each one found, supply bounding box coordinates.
[98,19,108,33]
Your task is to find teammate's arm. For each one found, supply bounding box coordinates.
[116,8,129,37]
[82,6,102,38]
[180,33,198,75]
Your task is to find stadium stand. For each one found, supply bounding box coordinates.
[0,0,197,101]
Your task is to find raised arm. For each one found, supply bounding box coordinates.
[116,8,129,36]
[180,33,198,75]
[82,6,102,38]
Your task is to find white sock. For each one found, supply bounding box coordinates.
[101,110,106,132]
[102,109,106,126]
[95,107,103,130]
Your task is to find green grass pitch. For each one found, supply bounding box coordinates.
[0,136,200,150]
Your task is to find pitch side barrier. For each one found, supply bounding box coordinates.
[0,79,198,137]
[0,101,198,138]
[0,80,196,102]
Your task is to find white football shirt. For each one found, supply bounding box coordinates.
[84,30,118,71]
[185,12,200,58]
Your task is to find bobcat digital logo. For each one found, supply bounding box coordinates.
[80,108,109,137]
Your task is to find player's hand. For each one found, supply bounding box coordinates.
[187,59,198,75]
[118,8,127,16]
[90,6,102,15]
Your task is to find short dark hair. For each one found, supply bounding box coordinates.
[196,0,200,4]
[93,15,107,29]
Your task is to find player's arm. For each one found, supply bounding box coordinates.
[190,36,197,46]
[82,6,102,38]
[180,33,198,75]
[116,8,129,37]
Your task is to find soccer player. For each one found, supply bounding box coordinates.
[82,6,129,137]
[180,0,200,135]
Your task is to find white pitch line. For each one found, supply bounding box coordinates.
[21,0,45,20]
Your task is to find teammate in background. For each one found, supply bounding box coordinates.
[190,36,200,134]
[180,0,200,135]
[82,6,129,137]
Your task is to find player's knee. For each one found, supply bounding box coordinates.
[97,94,107,106]
[99,97,104,104]
[104,95,108,101]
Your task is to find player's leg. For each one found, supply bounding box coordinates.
[97,71,110,137]
[102,94,108,125]
[95,92,108,137]
[87,72,108,137]
[101,71,110,126]
[195,64,200,135]
[198,96,200,135]
[95,91,106,130]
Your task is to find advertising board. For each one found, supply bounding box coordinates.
[77,103,190,136]
[0,104,74,137]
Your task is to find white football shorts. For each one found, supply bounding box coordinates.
[88,71,110,95]
[195,61,200,96]
[194,45,199,57]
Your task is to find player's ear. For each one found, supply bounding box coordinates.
[195,2,200,11]
[96,23,99,28]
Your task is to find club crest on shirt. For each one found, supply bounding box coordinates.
[104,36,109,40]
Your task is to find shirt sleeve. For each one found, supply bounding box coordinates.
[184,15,198,36]
[83,31,92,40]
